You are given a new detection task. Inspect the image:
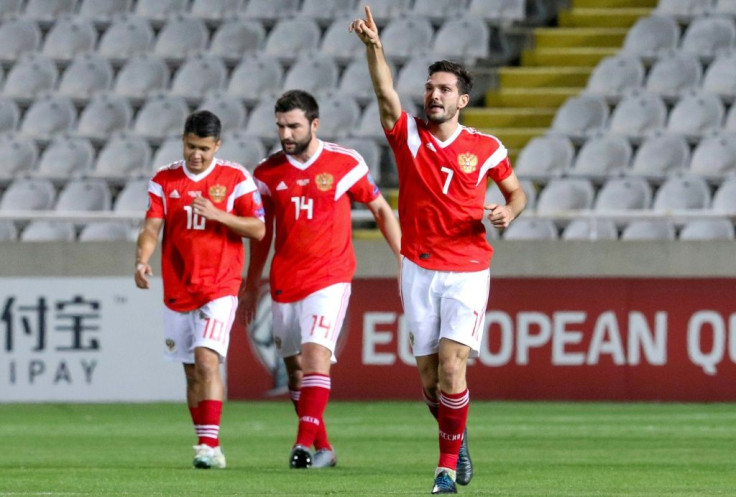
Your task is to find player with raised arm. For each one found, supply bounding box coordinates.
[241,90,401,470]
[134,110,266,469]
[351,7,527,494]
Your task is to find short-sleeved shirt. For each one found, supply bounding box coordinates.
[254,140,380,303]
[146,158,265,312]
[384,111,512,272]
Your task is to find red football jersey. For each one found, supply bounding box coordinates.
[146,159,265,312]
[384,111,512,271]
[254,140,380,303]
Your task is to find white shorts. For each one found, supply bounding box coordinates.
[400,258,490,358]
[271,282,351,363]
[163,295,237,363]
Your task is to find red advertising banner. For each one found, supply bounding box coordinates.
[228,278,736,401]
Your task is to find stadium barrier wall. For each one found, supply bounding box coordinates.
[1,240,735,402]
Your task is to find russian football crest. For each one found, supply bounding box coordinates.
[458,153,478,173]
[315,173,334,192]
[209,184,227,203]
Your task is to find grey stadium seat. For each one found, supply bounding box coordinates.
[468,0,526,26]
[644,52,702,102]
[0,178,56,211]
[153,15,210,65]
[198,91,248,131]
[79,221,135,241]
[688,130,736,181]
[666,91,725,142]
[568,132,632,182]
[208,17,264,64]
[584,55,645,104]
[134,0,188,27]
[97,15,155,65]
[395,54,437,104]
[0,18,42,64]
[621,15,679,63]
[21,221,76,241]
[410,0,468,25]
[486,178,537,211]
[621,220,676,240]
[314,92,361,142]
[91,132,151,182]
[380,16,434,64]
[190,0,244,25]
[23,0,77,27]
[263,18,321,64]
[652,174,711,211]
[679,218,735,240]
[150,137,183,171]
[702,50,736,101]
[77,0,133,27]
[350,0,412,26]
[55,178,112,212]
[340,137,382,185]
[711,176,736,211]
[0,96,20,134]
[502,218,558,240]
[2,54,57,105]
[536,178,596,214]
[56,54,114,103]
[132,93,190,143]
[76,93,133,143]
[680,16,736,62]
[114,178,150,212]
[654,0,712,22]
[242,100,279,145]
[300,0,356,28]
[629,130,690,180]
[725,102,736,133]
[226,52,283,106]
[608,90,668,143]
[241,0,301,27]
[714,0,736,17]
[321,17,365,65]
[549,95,609,144]
[20,95,77,142]
[170,54,228,102]
[282,53,340,96]
[0,220,18,240]
[0,133,38,183]
[40,17,98,64]
[113,54,170,104]
[562,218,619,241]
[514,134,575,182]
[431,16,490,66]
[352,101,387,141]
[33,135,95,182]
[339,57,397,105]
[594,177,653,211]
[217,132,266,170]
[0,0,22,19]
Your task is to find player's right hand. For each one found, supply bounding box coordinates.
[134,262,153,289]
[349,6,380,47]
[238,287,259,325]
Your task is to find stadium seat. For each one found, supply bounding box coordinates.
[113,54,170,105]
[652,174,711,211]
[0,96,20,134]
[23,0,77,27]
[77,0,133,27]
[20,95,78,142]
[688,130,736,181]
[198,91,248,131]
[430,16,490,66]
[0,18,42,64]
[513,134,574,182]
[190,0,244,25]
[151,137,184,170]
[621,15,680,63]
[314,91,361,142]
[263,18,322,64]
[502,218,558,240]
[594,177,653,210]
[583,55,645,104]
[241,0,301,27]
[226,52,283,106]
[321,17,366,65]
[40,16,98,64]
[20,221,76,241]
[339,57,397,105]
[467,0,526,25]
[680,15,736,62]
[114,178,149,212]
[0,220,18,240]
[713,0,736,17]
[395,54,437,105]
[132,93,190,143]
[153,15,210,65]
[352,101,386,141]
[217,131,266,169]
[134,0,188,27]
[621,219,676,240]
[170,54,228,102]
[91,132,151,182]
[282,53,340,96]
[350,0,412,26]
[79,221,135,241]
[97,15,155,66]
[562,218,619,240]
[629,130,690,180]
[300,0,356,27]
[410,0,468,25]
[339,137,382,184]
[536,178,595,214]
[380,16,435,64]
[666,91,725,142]
[0,0,22,19]
[0,178,56,211]
[701,49,736,101]
[208,17,265,65]
[76,93,133,143]
[711,175,736,211]
[241,100,278,145]
[486,178,537,211]
[0,133,38,183]
[644,52,702,102]
[56,54,114,103]
[654,0,712,23]
[549,95,609,144]
[608,90,668,144]
[679,218,735,240]
[568,132,632,182]
[55,178,112,213]
[33,134,95,182]
[1,54,57,105]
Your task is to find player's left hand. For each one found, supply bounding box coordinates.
[485,203,515,229]
[192,196,220,222]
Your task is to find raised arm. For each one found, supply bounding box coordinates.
[350,6,402,131]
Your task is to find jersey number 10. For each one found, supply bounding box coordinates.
[183,205,206,230]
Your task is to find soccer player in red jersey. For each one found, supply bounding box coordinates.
[351,7,527,494]
[242,90,401,469]
[134,110,266,469]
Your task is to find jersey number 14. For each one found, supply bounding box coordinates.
[291,196,314,220]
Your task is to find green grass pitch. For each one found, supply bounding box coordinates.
[0,401,734,496]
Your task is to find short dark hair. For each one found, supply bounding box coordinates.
[275,90,319,122]
[183,110,222,140]
[428,60,473,96]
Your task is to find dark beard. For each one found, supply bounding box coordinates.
[281,133,312,156]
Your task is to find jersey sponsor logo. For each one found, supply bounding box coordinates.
[276,181,288,191]
[208,184,227,203]
[458,152,478,173]
[296,179,310,186]
[315,173,334,192]
[169,189,180,198]
[188,191,201,198]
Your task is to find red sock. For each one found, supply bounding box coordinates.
[423,389,439,420]
[437,390,469,470]
[291,386,331,450]
[197,399,223,448]
[295,374,331,448]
